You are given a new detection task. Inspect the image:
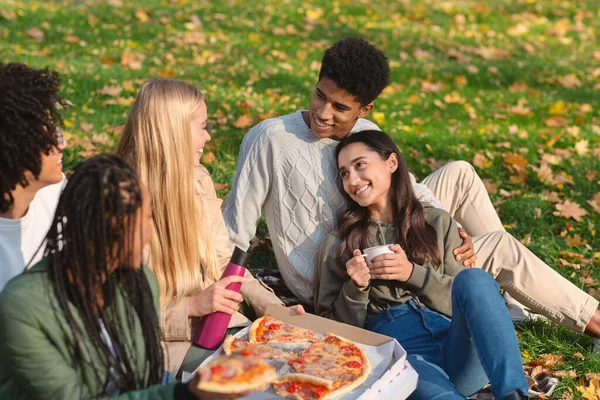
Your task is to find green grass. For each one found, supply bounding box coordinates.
[2,0,599,396]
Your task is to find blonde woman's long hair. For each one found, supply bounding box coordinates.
[116,78,220,305]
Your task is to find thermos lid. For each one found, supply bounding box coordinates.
[231,246,250,267]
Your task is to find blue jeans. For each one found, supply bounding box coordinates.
[367,268,529,400]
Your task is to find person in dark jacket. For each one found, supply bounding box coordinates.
[315,130,529,400]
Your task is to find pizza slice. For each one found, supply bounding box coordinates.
[195,353,278,393]
[272,373,335,400]
[248,315,318,344]
[288,333,371,397]
[223,335,296,360]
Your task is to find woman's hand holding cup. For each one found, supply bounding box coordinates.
[369,244,413,282]
[346,249,371,289]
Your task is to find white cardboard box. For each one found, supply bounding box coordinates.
[192,305,418,399]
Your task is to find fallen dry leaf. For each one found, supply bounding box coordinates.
[482,179,498,194]
[566,234,588,247]
[557,74,582,89]
[97,85,122,97]
[443,91,466,104]
[579,273,597,287]
[26,27,44,41]
[587,193,600,214]
[545,116,568,128]
[1,10,17,20]
[233,114,253,129]
[420,80,444,93]
[202,151,216,164]
[473,152,491,169]
[578,378,600,400]
[64,35,80,44]
[554,200,588,222]
[80,123,94,133]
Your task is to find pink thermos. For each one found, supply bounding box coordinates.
[194,247,249,349]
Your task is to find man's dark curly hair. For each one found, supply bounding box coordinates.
[319,37,390,107]
[0,63,67,213]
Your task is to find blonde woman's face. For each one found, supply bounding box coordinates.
[191,101,210,164]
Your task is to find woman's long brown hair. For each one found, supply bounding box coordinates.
[335,130,441,267]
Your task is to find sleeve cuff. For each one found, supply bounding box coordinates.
[404,263,427,291]
[344,280,370,302]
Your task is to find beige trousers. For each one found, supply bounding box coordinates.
[422,161,599,333]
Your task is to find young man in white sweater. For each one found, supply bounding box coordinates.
[0,63,68,290]
[223,38,600,347]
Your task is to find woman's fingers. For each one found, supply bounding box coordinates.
[215,297,239,315]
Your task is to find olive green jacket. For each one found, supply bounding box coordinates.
[314,205,466,328]
[0,261,177,399]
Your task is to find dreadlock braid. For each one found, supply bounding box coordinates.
[0,62,68,213]
[44,155,163,396]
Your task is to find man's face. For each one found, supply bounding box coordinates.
[26,127,66,189]
[304,77,373,141]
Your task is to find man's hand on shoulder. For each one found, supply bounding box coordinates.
[453,228,476,267]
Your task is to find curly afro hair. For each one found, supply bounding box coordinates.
[0,63,67,213]
[319,37,390,106]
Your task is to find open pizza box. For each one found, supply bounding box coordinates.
[188,304,418,400]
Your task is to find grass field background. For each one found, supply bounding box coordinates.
[1,0,599,397]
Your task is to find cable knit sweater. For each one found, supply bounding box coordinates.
[223,111,444,304]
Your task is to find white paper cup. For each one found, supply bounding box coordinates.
[361,244,394,267]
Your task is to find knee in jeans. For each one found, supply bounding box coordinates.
[453,269,498,300]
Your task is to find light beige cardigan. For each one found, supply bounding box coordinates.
[160,165,282,374]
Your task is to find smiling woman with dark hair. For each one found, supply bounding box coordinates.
[315,130,530,400]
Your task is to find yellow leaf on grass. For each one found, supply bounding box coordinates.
[371,112,385,125]
[134,9,150,22]
[443,91,465,104]
[548,100,567,115]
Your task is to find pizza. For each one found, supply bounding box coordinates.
[195,353,278,393]
[249,315,318,344]
[272,373,335,400]
[223,335,296,360]
[288,333,371,397]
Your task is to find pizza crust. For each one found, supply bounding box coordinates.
[248,315,265,343]
[273,373,335,389]
[222,334,235,355]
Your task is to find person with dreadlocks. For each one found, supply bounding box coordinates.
[116,78,305,376]
[0,62,68,290]
[0,155,232,399]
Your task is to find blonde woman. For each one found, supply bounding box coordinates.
[116,78,304,376]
